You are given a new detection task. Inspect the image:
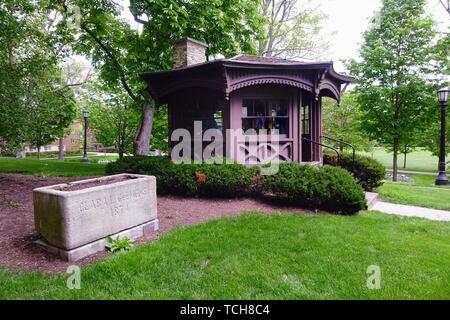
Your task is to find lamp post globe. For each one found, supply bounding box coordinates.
[81,110,90,163]
[436,88,449,186]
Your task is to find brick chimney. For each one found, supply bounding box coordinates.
[172,37,208,69]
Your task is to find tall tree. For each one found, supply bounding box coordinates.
[150,106,169,153]
[257,0,329,59]
[0,0,77,154]
[51,0,264,156]
[440,0,450,15]
[350,0,444,181]
[56,59,92,160]
[0,0,40,146]
[322,93,375,152]
[418,105,450,157]
[26,72,77,159]
[82,81,140,158]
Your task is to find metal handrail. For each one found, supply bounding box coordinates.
[321,135,356,166]
[302,137,340,164]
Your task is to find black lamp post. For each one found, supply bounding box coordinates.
[81,110,90,163]
[436,88,449,186]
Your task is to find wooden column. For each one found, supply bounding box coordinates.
[318,97,323,163]
[310,98,317,162]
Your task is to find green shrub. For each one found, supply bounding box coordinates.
[107,157,367,214]
[106,156,254,198]
[263,163,366,215]
[194,163,253,197]
[323,152,385,191]
[0,144,22,157]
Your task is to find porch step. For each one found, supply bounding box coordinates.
[365,192,380,210]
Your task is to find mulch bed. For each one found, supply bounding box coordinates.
[0,173,312,273]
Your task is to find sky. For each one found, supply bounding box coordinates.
[115,0,449,73]
[321,0,450,71]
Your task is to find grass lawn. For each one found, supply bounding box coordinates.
[1,212,449,300]
[26,154,119,163]
[63,155,119,164]
[0,157,106,177]
[362,147,444,173]
[377,174,450,211]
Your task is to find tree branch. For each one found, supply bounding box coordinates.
[440,0,450,14]
[61,2,138,102]
[56,67,93,91]
[80,22,138,101]
[132,13,148,24]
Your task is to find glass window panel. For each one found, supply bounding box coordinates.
[214,110,223,130]
[242,118,257,134]
[254,100,266,116]
[242,99,289,135]
[302,105,311,135]
[242,99,253,117]
[271,100,288,117]
[274,118,289,135]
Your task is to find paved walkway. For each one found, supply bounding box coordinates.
[385,169,442,176]
[371,201,450,222]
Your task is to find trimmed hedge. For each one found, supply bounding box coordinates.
[107,157,367,215]
[106,156,254,198]
[323,152,385,191]
[263,163,366,215]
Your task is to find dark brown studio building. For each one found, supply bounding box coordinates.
[141,38,354,165]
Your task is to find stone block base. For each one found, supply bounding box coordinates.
[35,219,159,262]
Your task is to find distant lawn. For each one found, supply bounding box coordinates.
[0,212,449,300]
[0,157,106,177]
[362,147,444,173]
[377,174,450,211]
[63,155,119,164]
[26,153,119,163]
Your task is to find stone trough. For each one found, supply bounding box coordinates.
[33,174,158,262]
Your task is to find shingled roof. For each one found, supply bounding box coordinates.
[140,53,355,105]
[229,54,303,64]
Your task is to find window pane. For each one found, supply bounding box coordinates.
[242,98,289,135]
[271,100,288,117]
[302,105,310,135]
[214,110,223,130]
[242,99,252,117]
[242,118,257,134]
[254,100,266,116]
[274,118,289,135]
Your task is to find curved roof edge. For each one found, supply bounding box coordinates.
[140,57,355,84]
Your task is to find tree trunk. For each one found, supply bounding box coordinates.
[37,146,41,160]
[118,137,124,159]
[58,137,65,160]
[8,45,14,66]
[392,137,399,182]
[133,102,154,156]
[403,145,407,169]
